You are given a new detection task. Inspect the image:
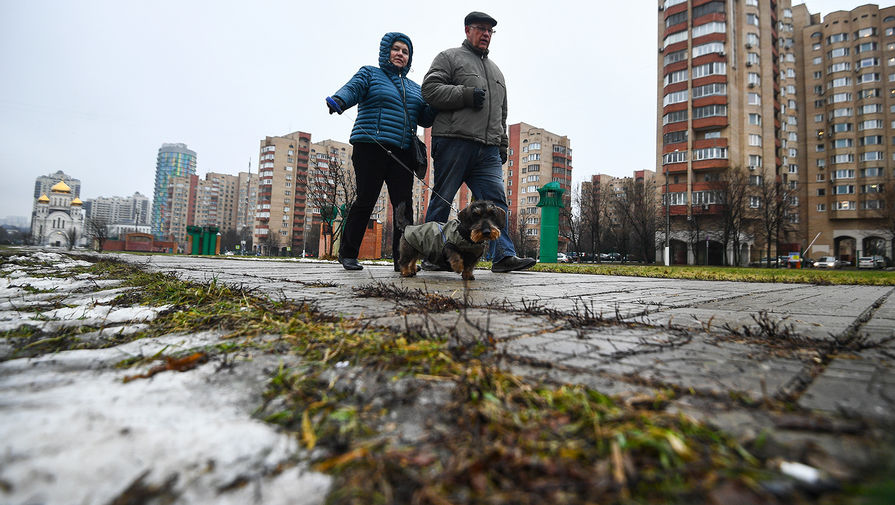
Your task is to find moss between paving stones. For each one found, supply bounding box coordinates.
[4,253,889,503]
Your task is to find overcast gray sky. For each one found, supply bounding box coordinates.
[0,0,877,220]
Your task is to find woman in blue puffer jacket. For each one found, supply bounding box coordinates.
[326,32,436,271]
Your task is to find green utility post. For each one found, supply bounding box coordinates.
[187,226,203,255]
[203,226,219,255]
[537,182,565,263]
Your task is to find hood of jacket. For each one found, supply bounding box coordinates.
[379,32,413,76]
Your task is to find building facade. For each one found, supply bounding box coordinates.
[151,143,197,240]
[255,131,313,255]
[33,171,80,216]
[84,192,150,227]
[793,3,895,262]
[657,0,799,265]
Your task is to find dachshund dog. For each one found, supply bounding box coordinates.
[397,200,506,281]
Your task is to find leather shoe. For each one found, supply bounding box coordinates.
[340,257,363,271]
[421,259,450,271]
[491,255,536,273]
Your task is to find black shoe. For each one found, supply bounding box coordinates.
[421,259,450,271]
[340,257,363,271]
[491,255,536,273]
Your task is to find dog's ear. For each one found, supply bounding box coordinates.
[457,205,472,223]
[494,205,507,224]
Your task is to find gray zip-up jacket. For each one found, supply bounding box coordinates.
[422,39,508,154]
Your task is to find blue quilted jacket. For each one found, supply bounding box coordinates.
[331,32,435,150]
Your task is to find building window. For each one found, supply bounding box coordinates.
[748,134,762,146]
[862,167,883,177]
[833,138,853,148]
[749,113,762,125]
[836,200,856,210]
[827,33,848,44]
[663,109,688,125]
[828,62,851,73]
[693,42,725,57]
[663,69,689,86]
[692,147,728,160]
[833,185,855,195]
[862,200,885,210]
[664,49,687,66]
[747,93,761,105]
[692,82,726,98]
[817,204,826,212]
[692,61,726,78]
[828,47,849,58]
[663,89,689,106]
[692,21,726,38]
[861,183,884,193]
[746,13,759,26]
[693,104,727,118]
[748,154,762,168]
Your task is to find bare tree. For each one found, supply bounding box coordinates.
[718,169,751,266]
[85,216,110,252]
[579,181,607,261]
[559,183,583,255]
[64,226,79,251]
[752,170,798,267]
[611,178,659,263]
[301,153,357,258]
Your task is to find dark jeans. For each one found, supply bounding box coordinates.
[340,142,414,260]
[425,137,516,261]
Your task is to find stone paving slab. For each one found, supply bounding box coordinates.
[799,350,895,421]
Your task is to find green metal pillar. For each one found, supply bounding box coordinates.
[187,226,203,255]
[203,226,219,255]
[536,181,565,263]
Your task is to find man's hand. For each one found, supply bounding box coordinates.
[472,88,486,110]
[500,148,508,165]
[326,96,345,115]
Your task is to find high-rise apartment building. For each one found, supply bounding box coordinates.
[255,131,313,255]
[237,171,259,232]
[84,192,150,226]
[793,3,895,261]
[506,122,573,251]
[657,0,798,264]
[151,143,197,240]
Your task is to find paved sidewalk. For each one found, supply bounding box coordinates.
[3,251,893,504]
[129,255,895,424]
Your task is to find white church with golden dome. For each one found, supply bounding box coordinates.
[31,179,87,247]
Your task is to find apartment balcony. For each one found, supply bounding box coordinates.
[692,138,727,149]
[692,116,728,129]
[664,162,688,174]
[692,159,728,170]
[691,203,721,216]
[663,0,687,17]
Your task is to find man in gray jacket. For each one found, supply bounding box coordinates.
[421,11,536,273]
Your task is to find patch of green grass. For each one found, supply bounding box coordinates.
[526,262,895,285]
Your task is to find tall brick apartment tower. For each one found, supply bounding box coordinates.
[793,4,895,262]
[255,131,312,255]
[657,0,798,265]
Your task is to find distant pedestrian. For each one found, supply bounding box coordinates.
[421,11,535,273]
[326,32,435,271]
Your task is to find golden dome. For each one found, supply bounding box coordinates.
[50,180,72,193]
[71,197,83,206]
[37,194,50,203]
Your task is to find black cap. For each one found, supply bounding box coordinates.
[464,11,497,27]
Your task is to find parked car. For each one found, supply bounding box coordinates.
[557,252,570,263]
[858,255,886,269]
[752,257,778,267]
[813,256,841,269]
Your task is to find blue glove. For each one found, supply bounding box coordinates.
[326,96,345,115]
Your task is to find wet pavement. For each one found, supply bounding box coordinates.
[2,250,894,504]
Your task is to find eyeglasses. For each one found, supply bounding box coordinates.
[469,25,496,34]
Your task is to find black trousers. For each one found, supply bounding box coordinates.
[339,142,414,260]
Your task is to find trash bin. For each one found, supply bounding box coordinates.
[202,226,219,255]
